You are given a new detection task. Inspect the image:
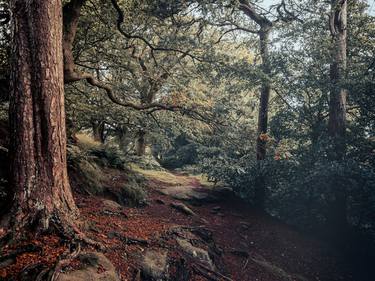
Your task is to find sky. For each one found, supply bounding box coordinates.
[259,0,375,15]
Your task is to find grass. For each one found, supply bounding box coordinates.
[129,164,214,187]
[76,133,102,151]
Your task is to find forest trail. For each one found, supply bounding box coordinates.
[0,167,350,281]
[75,168,349,281]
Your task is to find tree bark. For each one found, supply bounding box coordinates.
[238,0,273,210]
[136,129,146,156]
[328,0,348,230]
[9,0,80,234]
[256,29,271,161]
[92,120,105,143]
[254,28,272,210]
[329,0,347,152]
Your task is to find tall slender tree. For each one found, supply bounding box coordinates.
[328,0,348,229]
[238,0,273,209]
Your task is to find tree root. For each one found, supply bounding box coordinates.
[50,213,105,250]
[48,243,82,281]
[192,263,233,281]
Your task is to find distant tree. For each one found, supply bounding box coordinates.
[328,0,348,229]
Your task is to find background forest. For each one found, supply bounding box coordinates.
[0,0,374,280]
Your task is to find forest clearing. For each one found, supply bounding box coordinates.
[0,0,374,280]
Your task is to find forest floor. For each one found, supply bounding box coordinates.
[0,167,354,281]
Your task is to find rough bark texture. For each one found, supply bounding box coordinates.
[62,0,86,83]
[136,130,146,156]
[256,29,271,161]
[9,0,79,233]
[92,120,105,143]
[239,0,273,210]
[328,0,348,230]
[253,28,272,210]
[329,0,347,149]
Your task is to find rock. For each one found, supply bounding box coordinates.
[210,206,222,215]
[56,252,119,281]
[107,231,120,239]
[155,199,165,205]
[191,227,213,243]
[212,206,221,212]
[102,199,122,210]
[176,238,214,270]
[0,258,15,269]
[170,202,196,216]
[239,221,251,231]
[141,250,168,280]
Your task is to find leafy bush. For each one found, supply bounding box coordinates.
[199,133,375,237]
[74,133,126,170]
[90,144,126,170]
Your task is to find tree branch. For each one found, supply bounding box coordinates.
[110,0,204,62]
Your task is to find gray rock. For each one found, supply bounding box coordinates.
[176,238,214,270]
[56,252,119,281]
[170,202,196,216]
[102,199,122,210]
[141,250,168,280]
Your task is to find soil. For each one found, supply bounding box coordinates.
[0,168,355,281]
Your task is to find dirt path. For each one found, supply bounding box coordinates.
[76,169,350,281]
[0,168,352,280]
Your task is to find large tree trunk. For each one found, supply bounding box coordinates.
[9,0,79,234]
[254,28,271,209]
[328,0,348,230]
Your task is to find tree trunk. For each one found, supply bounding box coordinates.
[328,0,348,230]
[9,0,80,234]
[92,120,105,143]
[254,28,271,209]
[329,0,347,153]
[136,129,146,156]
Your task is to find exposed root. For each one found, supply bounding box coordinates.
[50,213,105,250]
[48,243,81,281]
[192,263,233,281]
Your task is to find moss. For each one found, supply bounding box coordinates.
[121,180,147,206]
[77,160,106,194]
[129,164,213,188]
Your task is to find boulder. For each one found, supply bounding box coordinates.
[56,252,119,281]
[141,250,168,280]
[176,238,214,270]
[170,202,196,216]
[102,199,122,210]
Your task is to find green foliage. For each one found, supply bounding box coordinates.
[119,179,147,206]
[67,145,106,194]
[67,142,147,205]
[160,134,199,169]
